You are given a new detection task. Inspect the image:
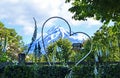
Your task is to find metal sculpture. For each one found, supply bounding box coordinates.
[41,16,93,78]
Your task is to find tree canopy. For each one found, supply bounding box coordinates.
[92,23,120,62]
[65,0,120,62]
[66,0,120,23]
[47,38,75,64]
[0,22,24,61]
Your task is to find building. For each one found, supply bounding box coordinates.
[72,43,83,51]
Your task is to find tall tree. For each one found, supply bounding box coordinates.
[92,24,120,62]
[47,38,75,64]
[0,22,24,61]
[65,0,120,62]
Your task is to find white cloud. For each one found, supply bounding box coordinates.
[23,26,34,35]
[0,0,102,44]
[86,18,102,27]
[0,0,64,35]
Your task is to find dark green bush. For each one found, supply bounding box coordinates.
[71,63,120,78]
[4,65,69,78]
[72,65,94,78]
[0,67,4,73]
[3,63,120,78]
[101,63,120,78]
[37,66,69,78]
[4,65,33,78]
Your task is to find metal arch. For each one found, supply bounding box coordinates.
[41,16,72,66]
[41,16,93,67]
[71,31,92,42]
[41,16,93,77]
[68,31,93,78]
[71,31,93,66]
[71,32,93,66]
[41,16,72,54]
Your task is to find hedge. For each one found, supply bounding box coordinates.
[1,63,120,78]
[71,63,120,78]
[4,65,33,78]
[3,65,69,78]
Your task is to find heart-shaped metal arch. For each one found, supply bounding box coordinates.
[71,32,93,66]
[41,16,93,66]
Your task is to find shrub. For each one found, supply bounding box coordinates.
[37,66,69,78]
[3,63,120,78]
[72,65,94,78]
[71,63,120,78]
[4,65,33,78]
[4,65,69,78]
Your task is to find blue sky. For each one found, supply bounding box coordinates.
[0,0,102,44]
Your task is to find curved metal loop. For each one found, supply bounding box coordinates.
[42,16,72,53]
[71,31,92,66]
[41,16,72,66]
[68,32,93,78]
[71,31,92,41]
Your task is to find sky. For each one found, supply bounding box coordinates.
[0,0,102,44]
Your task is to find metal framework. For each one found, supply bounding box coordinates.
[41,16,93,67]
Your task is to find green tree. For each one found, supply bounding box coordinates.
[47,38,75,64]
[0,22,24,61]
[76,39,94,62]
[66,0,120,23]
[65,0,120,62]
[92,23,120,62]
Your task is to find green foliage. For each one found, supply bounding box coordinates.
[65,0,120,62]
[72,65,94,78]
[71,63,120,78]
[74,39,94,62]
[25,54,34,62]
[4,65,69,78]
[100,63,120,78]
[4,65,33,78]
[92,23,120,62]
[0,53,11,62]
[37,66,69,78]
[25,54,45,62]
[0,22,24,61]
[47,38,75,63]
[66,0,120,23]
[2,63,120,78]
